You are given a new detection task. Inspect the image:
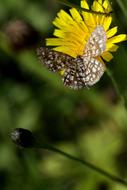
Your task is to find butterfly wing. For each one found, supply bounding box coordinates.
[81,25,106,86]
[84,25,107,57]
[37,47,72,72]
[37,47,87,89]
[83,57,105,86]
[63,56,105,89]
[62,57,87,89]
[37,26,106,90]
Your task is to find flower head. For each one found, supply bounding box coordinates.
[46,0,127,61]
[38,0,127,89]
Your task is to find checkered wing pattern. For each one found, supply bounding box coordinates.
[37,47,87,89]
[83,57,105,86]
[81,25,106,87]
[37,25,106,89]
[37,47,72,72]
[63,57,105,89]
[84,25,107,57]
[62,57,87,89]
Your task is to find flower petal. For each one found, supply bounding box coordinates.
[70,8,89,32]
[81,0,89,9]
[70,8,83,22]
[92,1,104,12]
[97,56,106,67]
[57,10,73,22]
[103,0,112,13]
[98,0,103,4]
[53,10,74,29]
[100,15,105,25]
[46,38,64,46]
[107,27,117,38]
[81,1,95,27]
[82,12,96,28]
[106,41,117,51]
[106,42,119,52]
[109,44,119,52]
[103,16,112,31]
[53,29,65,38]
[91,0,104,25]
[53,17,69,29]
[53,46,76,58]
[102,51,113,62]
[108,34,127,44]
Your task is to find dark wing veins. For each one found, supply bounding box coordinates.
[37,47,73,72]
[63,56,87,89]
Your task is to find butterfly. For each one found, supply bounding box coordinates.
[37,25,107,89]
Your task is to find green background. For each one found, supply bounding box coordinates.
[0,0,127,189]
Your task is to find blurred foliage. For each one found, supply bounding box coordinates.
[0,0,127,190]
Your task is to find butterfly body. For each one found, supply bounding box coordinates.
[37,25,107,89]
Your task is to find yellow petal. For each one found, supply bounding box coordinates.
[53,17,68,29]
[53,46,76,58]
[106,42,113,50]
[69,8,88,32]
[46,38,64,46]
[98,0,103,4]
[95,15,99,25]
[103,16,112,31]
[105,42,119,52]
[53,18,79,33]
[100,15,105,25]
[53,29,65,38]
[57,10,73,22]
[107,27,117,38]
[78,21,89,32]
[81,0,89,9]
[103,0,109,9]
[106,41,117,51]
[82,12,96,28]
[81,1,97,27]
[92,1,104,12]
[103,0,112,13]
[97,57,106,68]
[70,8,82,22]
[108,34,127,44]
[102,51,113,62]
[47,36,82,47]
[109,44,119,52]
[53,10,75,29]
[81,0,96,27]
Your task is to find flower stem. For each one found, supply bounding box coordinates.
[11,128,127,186]
[106,68,126,108]
[57,0,112,15]
[39,143,127,186]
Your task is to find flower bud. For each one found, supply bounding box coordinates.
[11,128,35,148]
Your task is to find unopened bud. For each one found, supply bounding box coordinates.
[11,128,35,148]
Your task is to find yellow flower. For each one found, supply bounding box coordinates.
[37,0,127,89]
[46,0,127,62]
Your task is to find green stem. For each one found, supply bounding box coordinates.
[37,143,127,186]
[57,0,112,15]
[11,127,127,186]
[106,68,126,107]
